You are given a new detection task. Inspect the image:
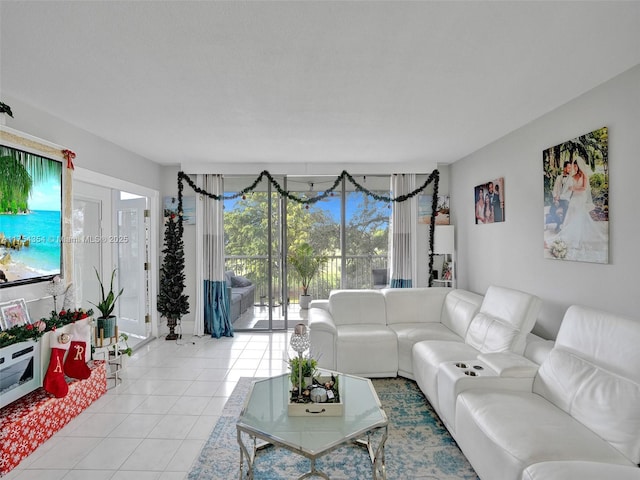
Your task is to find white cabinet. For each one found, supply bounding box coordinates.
[431,225,456,288]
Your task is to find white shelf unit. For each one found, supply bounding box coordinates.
[432,225,456,289]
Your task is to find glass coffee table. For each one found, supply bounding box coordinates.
[236,372,388,479]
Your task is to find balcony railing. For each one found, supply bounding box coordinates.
[225,255,388,306]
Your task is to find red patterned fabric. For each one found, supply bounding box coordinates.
[0,360,107,475]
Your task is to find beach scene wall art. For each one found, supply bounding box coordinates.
[0,144,62,286]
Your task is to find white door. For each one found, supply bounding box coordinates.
[73,183,112,313]
[114,192,149,338]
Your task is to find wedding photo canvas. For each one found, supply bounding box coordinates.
[474,177,505,224]
[543,127,609,264]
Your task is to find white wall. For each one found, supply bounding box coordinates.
[3,95,162,190]
[1,96,163,325]
[451,64,640,339]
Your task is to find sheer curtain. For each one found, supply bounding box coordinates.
[389,174,417,288]
[194,174,233,338]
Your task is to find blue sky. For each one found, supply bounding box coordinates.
[224,192,388,222]
[29,177,61,211]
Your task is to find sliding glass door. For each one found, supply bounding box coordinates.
[224,176,288,330]
[223,174,390,331]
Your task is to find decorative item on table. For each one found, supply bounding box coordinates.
[288,323,342,416]
[45,275,69,313]
[0,298,30,330]
[90,267,123,346]
[289,323,312,402]
[110,332,132,357]
[288,370,342,416]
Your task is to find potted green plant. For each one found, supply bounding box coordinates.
[289,356,318,390]
[111,332,132,357]
[90,267,123,340]
[288,242,327,309]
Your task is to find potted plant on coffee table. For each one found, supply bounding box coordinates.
[289,356,318,392]
[90,267,123,345]
[288,242,327,309]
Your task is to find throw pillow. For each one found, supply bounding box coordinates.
[231,275,252,287]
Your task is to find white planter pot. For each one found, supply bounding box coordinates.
[299,294,312,309]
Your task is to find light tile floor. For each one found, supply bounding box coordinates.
[4,331,292,480]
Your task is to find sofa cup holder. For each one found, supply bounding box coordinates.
[455,362,484,375]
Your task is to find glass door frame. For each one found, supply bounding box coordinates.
[73,167,160,339]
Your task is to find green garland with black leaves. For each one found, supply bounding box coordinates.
[0,308,93,349]
[177,169,440,286]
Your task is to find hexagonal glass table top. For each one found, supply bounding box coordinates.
[237,372,388,479]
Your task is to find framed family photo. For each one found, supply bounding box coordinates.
[474,178,505,224]
[543,127,609,264]
[0,298,31,330]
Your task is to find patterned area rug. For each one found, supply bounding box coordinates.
[188,377,479,479]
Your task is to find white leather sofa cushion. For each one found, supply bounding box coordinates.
[383,287,449,325]
[455,389,635,480]
[389,288,483,379]
[440,289,485,338]
[309,306,338,370]
[466,285,542,355]
[412,340,483,416]
[328,289,387,326]
[477,352,538,378]
[336,324,398,377]
[523,333,554,365]
[522,461,640,480]
[392,323,463,380]
[533,305,640,464]
[465,311,521,352]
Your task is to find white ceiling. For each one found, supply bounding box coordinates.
[1,1,639,170]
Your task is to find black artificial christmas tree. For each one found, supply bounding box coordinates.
[158,209,189,340]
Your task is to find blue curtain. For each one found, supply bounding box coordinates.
[195,174,233,338]
[204,280,232,338]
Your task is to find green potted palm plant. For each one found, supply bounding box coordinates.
[288,242,327,309]
[90,267,124,341]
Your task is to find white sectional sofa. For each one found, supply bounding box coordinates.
[413,285,542,424]
[455,305,640,480]
[309,287,486,378]
[308,287,640,480]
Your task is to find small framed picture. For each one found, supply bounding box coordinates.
[0,299,31,330]
[164,195,196,224]
[474,177,505,224]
